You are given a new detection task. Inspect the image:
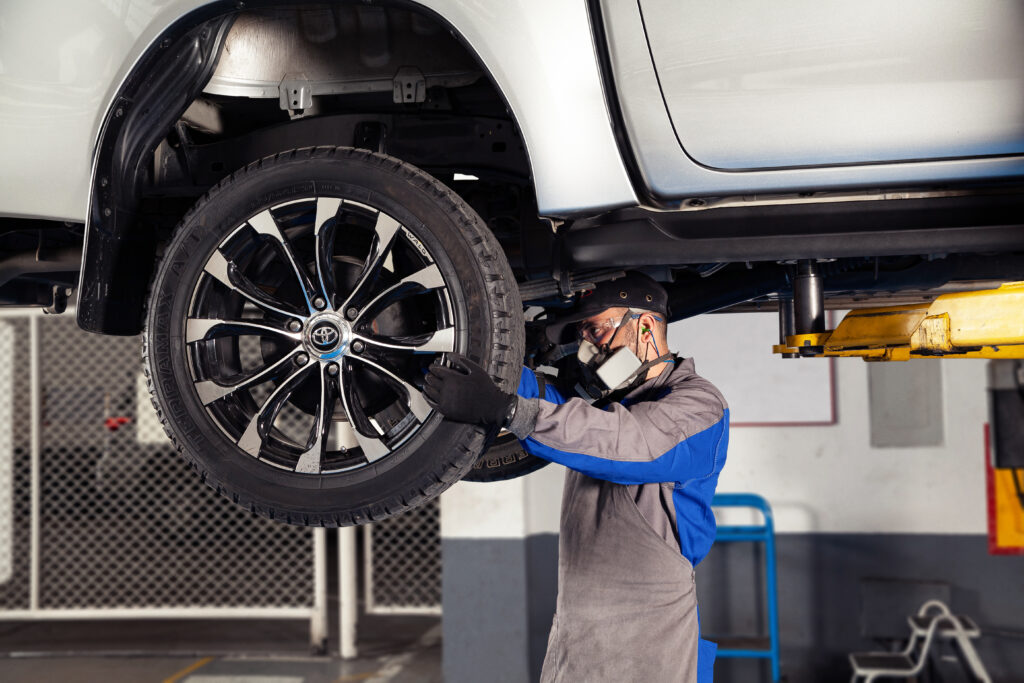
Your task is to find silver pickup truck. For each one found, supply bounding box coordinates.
[2,0,1022,524]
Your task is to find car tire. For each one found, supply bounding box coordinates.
[462,433,550,482]
[144,146,523,526]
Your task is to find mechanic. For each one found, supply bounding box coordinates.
[424,272,729,683]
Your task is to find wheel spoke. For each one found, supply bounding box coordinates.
[313,197,342,307]
[249,209,321,314]
[236,362,315,458]
[294,364,338,474]
[191,198,456,475]
[186,317,302,344]
[204,250,303,319]
[354,263,445,323]
[193,347,303,405]
[347,355,432,422]
[337,362,391,463]
[354,326,455,354]
[340,211,402,312]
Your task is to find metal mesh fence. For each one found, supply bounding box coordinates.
[0,314,318,612]
[365,498,441,613]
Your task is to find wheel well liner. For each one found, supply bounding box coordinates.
[78,5,235,335]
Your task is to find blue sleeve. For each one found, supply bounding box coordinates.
[520,409,729,486]
[517,367,568,405]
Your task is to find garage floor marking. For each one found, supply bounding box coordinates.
[163,657,214,683]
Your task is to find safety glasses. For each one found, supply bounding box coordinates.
[576,313,633,345]
[576,311,665,345]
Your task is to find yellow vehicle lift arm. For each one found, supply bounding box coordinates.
[773,281,1024,361]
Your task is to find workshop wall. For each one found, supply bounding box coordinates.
[717,357,989,535]
[671,311,991,535]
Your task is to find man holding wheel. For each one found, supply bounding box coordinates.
[424,271,729,683]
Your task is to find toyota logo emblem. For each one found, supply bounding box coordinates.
[311,324,340,350]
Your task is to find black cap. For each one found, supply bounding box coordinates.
[545,272,669,343]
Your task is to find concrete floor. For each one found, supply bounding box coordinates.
[0,647,441,683]
[0,616,441,683]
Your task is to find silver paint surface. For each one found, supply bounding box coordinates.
[603,0,1024,200]
[640,0,1024,170]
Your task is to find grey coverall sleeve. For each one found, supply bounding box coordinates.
[509,367,728,486]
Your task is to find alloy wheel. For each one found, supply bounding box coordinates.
[185,197,456,475]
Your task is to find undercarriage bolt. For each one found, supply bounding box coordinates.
[288,320,302,332]
[346,307,359,320]
[351,340,365,353]
[327,363,339,376]
[296,353,309,366]
[313,296,326,310]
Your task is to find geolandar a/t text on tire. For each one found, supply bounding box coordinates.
[144,147,523,526]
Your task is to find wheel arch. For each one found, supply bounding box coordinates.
[79,4,236,335]
[82,0,626,335]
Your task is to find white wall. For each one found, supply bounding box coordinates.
[717,355,989,534]
[523,465,564,535]
[441,477,526,539]
[675,311,990,534]
[440,465,564,539]
[675,311,989,534]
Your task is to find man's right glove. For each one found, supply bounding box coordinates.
[423,353,517,428]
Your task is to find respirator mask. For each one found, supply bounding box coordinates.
[574,310,673,402]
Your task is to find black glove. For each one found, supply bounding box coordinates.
[423,353,517,427]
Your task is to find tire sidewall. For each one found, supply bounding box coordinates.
[463,434,550,483]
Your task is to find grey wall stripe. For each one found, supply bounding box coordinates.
[525,535,559,681]
[699,533,1024,682]
[442,539,532,683]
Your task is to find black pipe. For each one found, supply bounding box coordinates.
[0,247,82,289]
[664,265,790,322]
[778,294,797,359]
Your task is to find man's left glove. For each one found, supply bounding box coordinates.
[423,353,517,428]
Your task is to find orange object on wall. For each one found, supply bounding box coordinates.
[986,424,1024,554]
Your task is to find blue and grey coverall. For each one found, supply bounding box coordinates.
[506,357,729,683]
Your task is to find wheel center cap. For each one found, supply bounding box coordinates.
[305,315,350,358]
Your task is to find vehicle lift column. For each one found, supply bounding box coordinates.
[787,259,826,357]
